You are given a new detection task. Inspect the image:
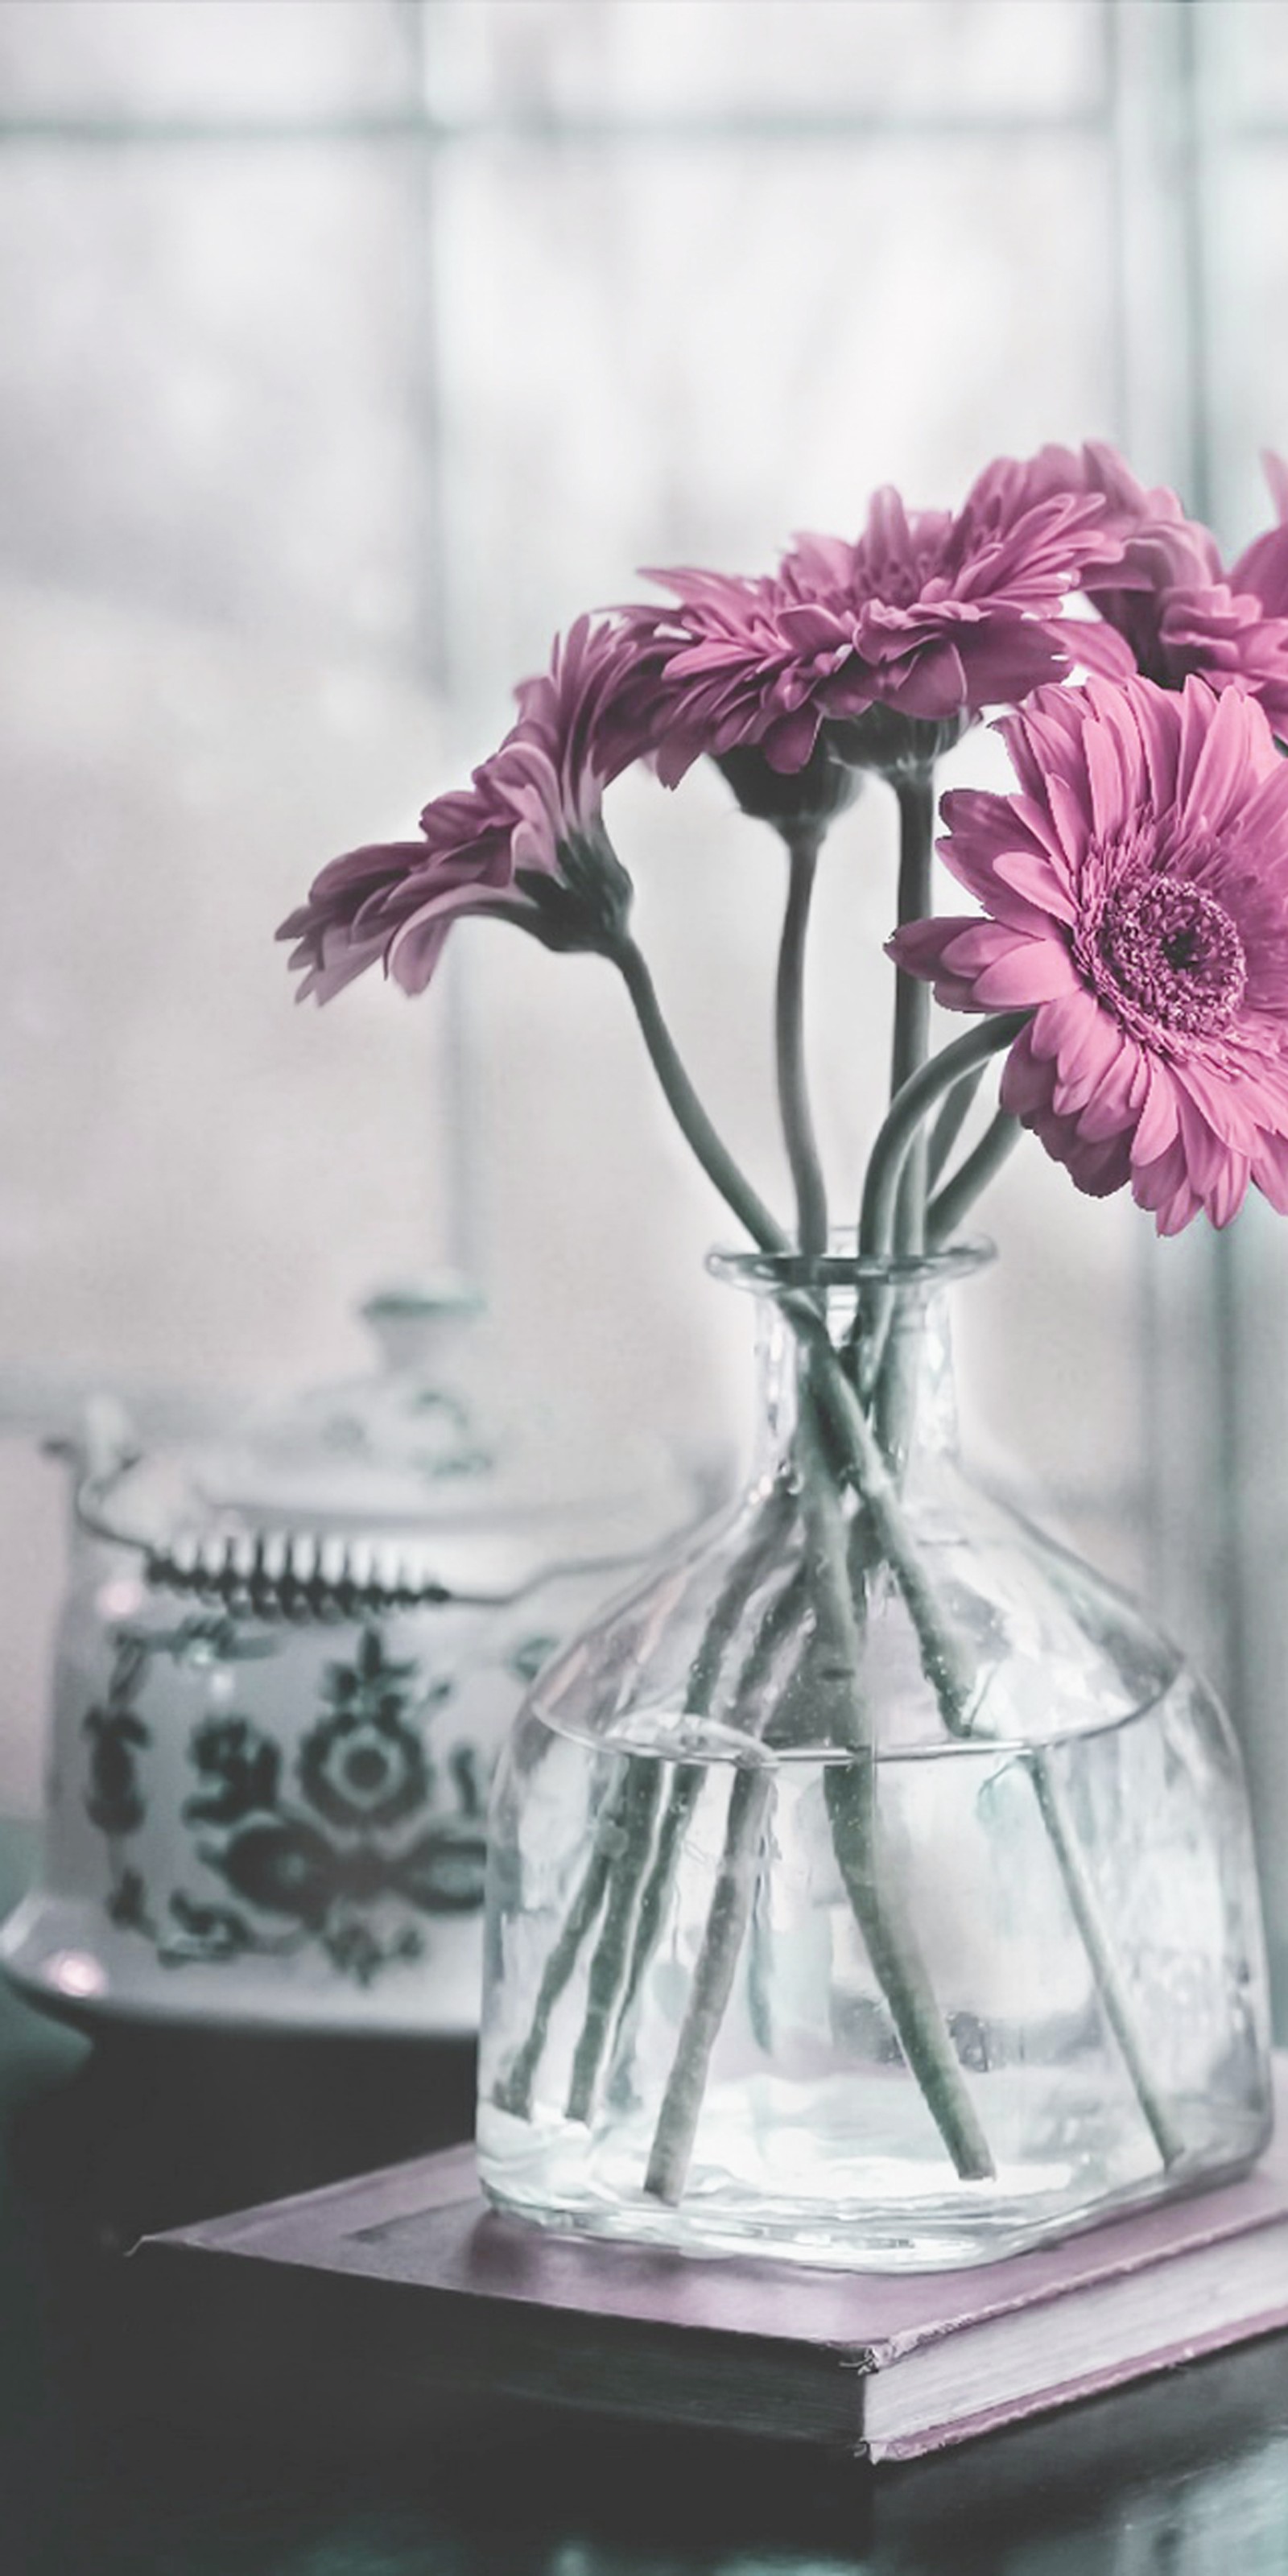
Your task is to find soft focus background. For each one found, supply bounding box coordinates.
[4,0,1288,1999]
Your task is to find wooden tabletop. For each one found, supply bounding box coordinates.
[2,1814,1286,2574]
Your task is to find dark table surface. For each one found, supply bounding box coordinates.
[2,1815,1288,2576]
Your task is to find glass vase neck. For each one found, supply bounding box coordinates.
[710,1238,994,1483]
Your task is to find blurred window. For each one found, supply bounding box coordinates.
[1,0,1286,2014]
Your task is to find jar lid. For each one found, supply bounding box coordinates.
[79,1281,687,1617]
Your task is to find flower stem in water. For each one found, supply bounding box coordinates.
[565,1762,665,2124]
[534,1490,793,2127]
[492,1768,625,2120]
[644,1764,775,2205]
[824,1765,994,2179]
[1030,1747,1184,2168]
[606,1561,813,2108]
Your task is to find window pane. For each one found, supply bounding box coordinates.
[431,0,1105,122]
[0,0,414,120]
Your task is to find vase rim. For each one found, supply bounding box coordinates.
[707,1234,996,1293]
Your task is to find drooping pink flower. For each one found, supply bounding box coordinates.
[1041,443,1288,736]
[280,620,646,1001]
[625,452,1130,786]
[890,673,1288,1233]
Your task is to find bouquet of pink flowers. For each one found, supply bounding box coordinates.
[283,441,1288,1244]
[281,443,1288,2260]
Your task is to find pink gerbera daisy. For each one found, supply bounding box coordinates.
[280,620,644,1001]
[890,673,1288,1233]
[625,452,1129,787]
[1046,443,1288,736]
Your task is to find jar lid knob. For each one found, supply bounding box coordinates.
[359,1276,484,1377]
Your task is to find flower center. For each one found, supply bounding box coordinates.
[1097,875,1246,1036]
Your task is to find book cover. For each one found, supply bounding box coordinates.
[130,2095,1288,2463]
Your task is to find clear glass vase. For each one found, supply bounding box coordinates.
[477,1245,1273,2269]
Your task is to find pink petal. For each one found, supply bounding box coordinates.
[1046,770,1094,869]
[1130,1059,1181,1165]
[1064,1128,1133,1195]
[1038,989,1123,1094]
[1071,1033,1140,1140]
[1083,706,1130,843]
[1088,682,1150,812]
[1173,1057,1262,1152]
[1253,1129,1288,1212]
[999,1024,1057,1118]
[1026,989,1096,1064]
[1182,679,1260,833]
[887,917,987,1010]
[1208,1150,1251,1228]
[991,843,1078,926]
[386,883,524,992]
[1173,1086,1239,1203]
[1174,671,1222,807]
[969,935,1080,1006]
[1154,1182,1203,1235]
[1061,617,1138,679]
[1132,1137,1189,1213]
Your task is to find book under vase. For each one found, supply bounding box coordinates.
[132,2065,1288,2464]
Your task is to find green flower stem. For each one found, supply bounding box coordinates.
[608,1563,811,2113]
[611,1501,798,2020]
[644,1766,776,2203]
[860,1012,1032,1265]
[1030,1749,1184,2168]
[871,1304,921,1480]
[776,832,829,1256]
[890,774,937,1256]
[824,1764,995,2176]
[613,938,788,1253]
[927,1111,1022,1247]
[927,1065,986,1185]
[613,1546,814,2091]
[613,927,990,1711]
[733,1560,812,1738]
[566,1762,664,2123]
[493,1770,624,2120]
[606,1765,703,2103]
[854,1014,1030,1451]
[568,1489,795,2125]
[791,1313,976,1726]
